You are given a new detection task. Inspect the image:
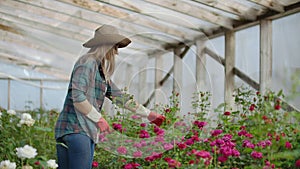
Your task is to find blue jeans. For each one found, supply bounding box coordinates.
[56,134,95,169]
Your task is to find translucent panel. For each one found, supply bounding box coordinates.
[0,80,8,109]
[236,26,260,82]
[183,46,197,88]
[207,36,225,59]
[181,46,197,114]
[0,62,55,79]
[272,13,300,110]
[113,63,127,89]
[42,81,68,111]
[206,54,225,109]
[10,80,40,111]
[205,36,225,108]
[140,57,156,107]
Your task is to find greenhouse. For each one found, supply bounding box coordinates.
[0,0,300,168]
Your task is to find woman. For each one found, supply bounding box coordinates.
[55,25,165,169]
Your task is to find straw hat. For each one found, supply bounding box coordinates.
[83,25,131,48]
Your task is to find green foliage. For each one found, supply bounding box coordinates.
[0,108,58,168]
[1,87,300,169]
[94,87,300,168]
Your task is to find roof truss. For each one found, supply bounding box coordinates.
[0,0,299,79]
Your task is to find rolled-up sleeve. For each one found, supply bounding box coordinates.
[71,60,96,103]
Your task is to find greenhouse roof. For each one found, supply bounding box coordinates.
[0,0,300,80]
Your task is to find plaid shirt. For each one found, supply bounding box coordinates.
[55,54,130,142]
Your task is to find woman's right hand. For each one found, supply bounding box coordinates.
[147,112,166,126]
[97,117,110,132]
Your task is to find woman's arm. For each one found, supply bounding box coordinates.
[73,99,92,115]
[73,100,102,123]
[124,99,165,126]
[106,81,165,126]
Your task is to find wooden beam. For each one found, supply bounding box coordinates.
[0,51,70,80]
[224,31,235,110]
[0,11,87,41]
[0,50,45,67]
[0,77,68,82]
[2,0,97,29]
[206,2,300,39]
[144,0,235,29]
[259,19,272,94]
[204,47,225,66]
[193,0,262,20]
[2,0,168,50]
[233,67,260,90]
[0,14,167,55]
[247,0,285,12]
[98,0,207,30]
[275,96,300,112]
[58,0,203,40]
[195,39,207,91]
[0,29,75,60]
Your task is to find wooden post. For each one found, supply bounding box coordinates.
[40,80,43,110]
[224,31,235,111]
[196,39,207,91]
[155,55,164,104]
[138,66,147,104]
[260,19,272,94]
[7,79,11,110]
[173,48,183,94]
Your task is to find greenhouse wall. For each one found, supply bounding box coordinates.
[0,13,299,112]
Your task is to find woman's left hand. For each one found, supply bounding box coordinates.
[97,117,110,132]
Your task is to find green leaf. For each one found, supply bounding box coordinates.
[34,126,52,132]
[272,149,300,160]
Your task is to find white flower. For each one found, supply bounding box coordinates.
[16,145,37,159]
[47,159,58,169]
[0,160,16,169]
[19,113,35,126]
[0,111,2,118]
[21,165,33,169]
[7,109,16,116]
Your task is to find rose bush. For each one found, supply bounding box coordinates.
[94,87,300,169]
[0,108,58,169]
[0,87,299,169]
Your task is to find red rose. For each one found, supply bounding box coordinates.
[165,108,171,113]
[262,115,268,120]
[285,141,292,149]
[249,104,255,111]
[92,161,99,168]
[295,159,300,168]
[274,104,281,110]
[224,111,231,116]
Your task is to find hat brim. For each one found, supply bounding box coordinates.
[82,34,131,48]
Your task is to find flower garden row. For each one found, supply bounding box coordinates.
[1,87,300,168]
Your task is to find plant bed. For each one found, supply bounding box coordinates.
[1,87,299,169]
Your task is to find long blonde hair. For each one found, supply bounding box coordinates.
[87,45,118,82]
